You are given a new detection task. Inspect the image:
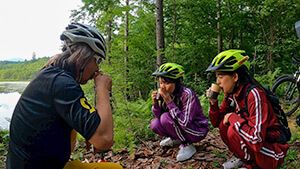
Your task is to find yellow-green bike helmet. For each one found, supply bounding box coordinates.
[206,49,250,72]
[152,63,185,79]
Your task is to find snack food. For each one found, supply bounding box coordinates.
[156,88,161,100]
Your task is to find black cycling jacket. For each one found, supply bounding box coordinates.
[7,65,100,169]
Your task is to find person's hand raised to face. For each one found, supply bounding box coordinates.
[158,77,175,104]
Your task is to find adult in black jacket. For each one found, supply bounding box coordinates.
[6,23,122,169]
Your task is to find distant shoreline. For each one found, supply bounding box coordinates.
[0,80,30,82]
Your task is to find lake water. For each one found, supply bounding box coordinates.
[0,81,29,130]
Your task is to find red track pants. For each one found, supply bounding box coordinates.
[219,121,289,169]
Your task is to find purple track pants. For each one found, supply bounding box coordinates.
[150,112,207,144]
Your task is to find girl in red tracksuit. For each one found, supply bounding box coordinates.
[205,50,289,169]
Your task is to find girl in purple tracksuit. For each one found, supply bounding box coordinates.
[150,63,209,161]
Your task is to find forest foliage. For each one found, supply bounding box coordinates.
[70,0,300,99]
[71,0,300,157]
[0,57,50,81]
[1,0,300,158]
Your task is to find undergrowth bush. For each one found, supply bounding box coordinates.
[113,96,155,154]
[254,68,281,88]
[0,130,9,167]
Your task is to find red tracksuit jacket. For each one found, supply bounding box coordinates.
[209,83,289,169]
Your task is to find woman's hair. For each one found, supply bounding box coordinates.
[45,42,95,76]
[233,66,270,95]
[160,77,183,112]
[163,76,182,85]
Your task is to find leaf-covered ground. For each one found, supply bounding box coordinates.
[72,125,300,169]
[1,118,298,168]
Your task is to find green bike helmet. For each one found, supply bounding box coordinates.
[152,63,185,79]
[206,49,250,72]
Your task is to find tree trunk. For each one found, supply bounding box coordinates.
[268,15,275,71]
[238,30,242,48]
[171,0,177,60]
[156,0,164,68]
[227,0,234,49]
[253,46,256,74]
[125,0,130,100]
[156,0,165,88]
[107,20,112,65]
[217,0,222,53]
[124,0,129,52]
[194,72,198,83]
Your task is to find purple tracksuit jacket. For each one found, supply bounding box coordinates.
[151,85,209,144]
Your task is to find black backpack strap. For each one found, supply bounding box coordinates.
[236,84,257,118]
[237,84,291,144]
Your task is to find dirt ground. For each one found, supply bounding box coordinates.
[73,125,300,169]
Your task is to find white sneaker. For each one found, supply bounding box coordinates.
[159,137,180,147]
[222,157,243,169]
[176,144,196,161]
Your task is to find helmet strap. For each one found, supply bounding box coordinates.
[77,53,94,83]
[64,40,73,55]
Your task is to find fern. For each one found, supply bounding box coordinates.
[113,97,155,154]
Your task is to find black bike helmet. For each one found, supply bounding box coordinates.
[60,23,107,60]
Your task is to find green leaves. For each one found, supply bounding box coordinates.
[0,130,9,166]
[0,57,49,81]
[72,0,300,155]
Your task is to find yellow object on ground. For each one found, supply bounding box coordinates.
[64,161,123,169]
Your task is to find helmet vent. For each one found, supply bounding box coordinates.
[96,43,105,52]
[218,57,225,64]
[226,56,236,65]
[227,60,236,65]
[77,32,87,37]
[165,67,171,71]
